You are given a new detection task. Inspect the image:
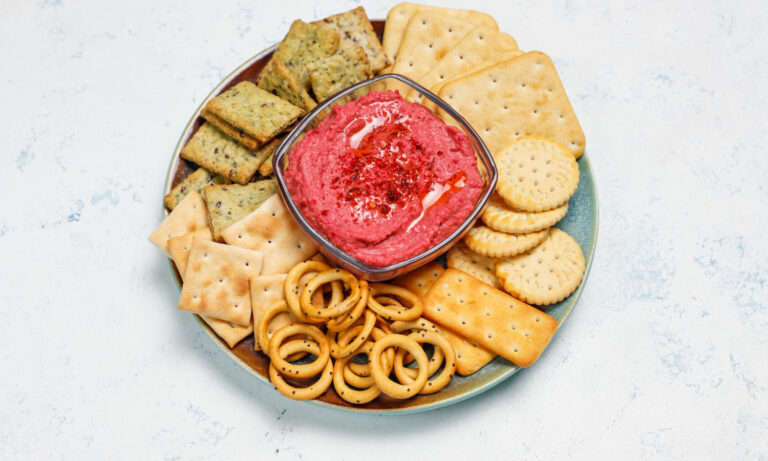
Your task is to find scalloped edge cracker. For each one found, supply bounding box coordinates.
[392,12,476,81]
[163,168,227,210]
[221,194,317,275]
[257,57,316,112]
[482,194,568,234]
[313,6,390,73]
[495,136,579,212]
[446,241,501,289]
[439,51,585,158]
[149,191,209,256]
[203,180,277,241]
[202,81,303,150]
[495,228,586,306]
[383,3,498,62]
[423,268,557,367]
[464,226,549,258]
[178,239,264,326]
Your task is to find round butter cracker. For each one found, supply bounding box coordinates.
[464,226,548,258]
[496,136,579,212]
[482,194,568,234]
[446,242,501,288]
[495,228,585,306]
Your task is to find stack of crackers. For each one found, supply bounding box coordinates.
[150,3,590,404]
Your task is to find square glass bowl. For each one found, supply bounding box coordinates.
[273,74,497,281]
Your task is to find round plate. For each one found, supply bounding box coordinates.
[163,20,599,414]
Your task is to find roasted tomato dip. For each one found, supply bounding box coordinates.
[284,90,482,267]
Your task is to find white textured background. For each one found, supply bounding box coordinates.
[1,0,766,459]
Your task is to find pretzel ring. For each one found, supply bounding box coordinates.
[326,280,369,332]
[340,327,394,386]
[269,324,330,378]
[333,349,381,405]
[394,338,444,379]
[278,338,322,358]
[269,358,333,401]
[370,334,428,399]
[394,330,456,395]
[300,269,360,319]
[390,317,440,364]
[256,300,294,353]
[285,261,330,324]
[327,310,376,359]
[367,284,423,321]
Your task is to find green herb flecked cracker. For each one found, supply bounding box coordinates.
[308,45,373,101]
[203,180,278,240]
[163,167,228,210]
[201,81,303,151]
[312,7,390,73]
[272,20,340,92]
[257,57,316,112]
[180,122,262,184]
[257,134,285,177]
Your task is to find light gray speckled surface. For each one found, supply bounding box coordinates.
[1,0,766,459]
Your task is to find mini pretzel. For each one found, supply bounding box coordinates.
[394,330,456,395]
[268,324,330,378]
[333,354,381,405]
[341,327,394,385]
[300,269,360,319]
[367,284,423,321]
[256,300,294,353]
[326,280,369,332]
[269,358,333,401]
[285,261,330,324]
[370,334,429,399]
[327,310,376,359]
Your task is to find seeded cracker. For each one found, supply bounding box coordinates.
[495,228,585,306]
[393,262,497,375]
[257,135,284,177]
[407,27,518,104]
[392,12,476,81]
[271,20,340,92]
[383,3,498,62]
[178,239,264,326]
[308,45,373,102]
[495,136,579,212]
[423,268,558,367]
[446,241,501,289]
[465,226,549,258]
[163,168,227,210]
[257,57,317,112]
[148,191,210,256]
[201,81,303,150]
[438,51,586,158]
[482,194,568,234]
[312,6,390,73]
[221,194,317,275]
[203,180,277,241]
[180,123,263,184]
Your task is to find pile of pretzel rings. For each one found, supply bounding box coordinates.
[256,261,457,404]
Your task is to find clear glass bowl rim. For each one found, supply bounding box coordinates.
[272,73,498,277]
